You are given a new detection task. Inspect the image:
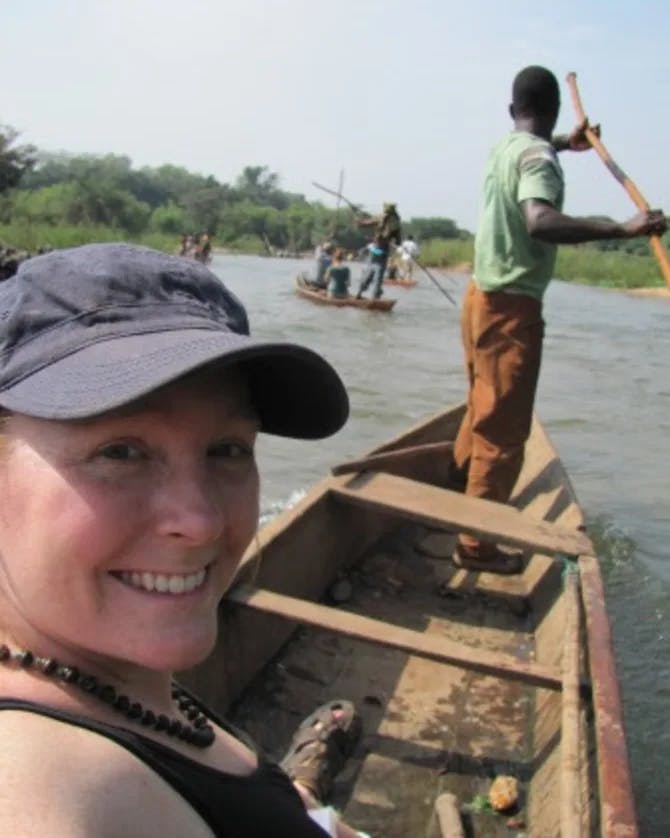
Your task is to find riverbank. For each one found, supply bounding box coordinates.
[625,285,670,299]
[436,264,670,303]
[1,226,668,296]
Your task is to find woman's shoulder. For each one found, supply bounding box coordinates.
[0,710,214,837]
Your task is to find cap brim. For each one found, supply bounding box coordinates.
[0,329,349,439]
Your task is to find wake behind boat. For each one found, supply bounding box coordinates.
[295,273,396,312]
[184,403,634,837]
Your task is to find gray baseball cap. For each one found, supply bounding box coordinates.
[0,243,349,439]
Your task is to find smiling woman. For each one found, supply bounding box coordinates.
[0,244,361,837]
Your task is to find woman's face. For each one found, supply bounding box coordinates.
[0,366,260,674]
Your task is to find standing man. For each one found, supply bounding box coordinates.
[399,234,420,280]
[356,202,402,299]
[452,65,667,574]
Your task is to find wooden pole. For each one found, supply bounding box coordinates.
[331,441,454,476]
[434,793,465,838]
[407,254,457,305]
[561,569,583,836]
[565,72,670,288]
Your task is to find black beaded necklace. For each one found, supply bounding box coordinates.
[0,644,215,748]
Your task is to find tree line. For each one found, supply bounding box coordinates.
[0,125,468,254]
[1,124,666,265]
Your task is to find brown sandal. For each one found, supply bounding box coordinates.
[280,700,362,801]
[451,544,524,575]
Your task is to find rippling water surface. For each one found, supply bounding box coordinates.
[213,254,670,834]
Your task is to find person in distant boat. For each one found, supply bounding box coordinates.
[180,233,195,258]
[451,65,667,576]
[326,248,351,299]
[197,232,212,264]
[399,235,419,280]
[355,203,402,299]
[306,241,334,290]
[385,249,400,280]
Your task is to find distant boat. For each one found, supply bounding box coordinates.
[295,273,396,312]
[384,277,417,288]
[178,250,212,265]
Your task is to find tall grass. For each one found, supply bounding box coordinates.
[0,224,176,254]
[223,234,267,255]
[555,246,664,288]
[418,237,664,289]
[419,238,474,269]
[1,223,665,290]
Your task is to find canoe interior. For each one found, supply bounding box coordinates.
[183,405,600,837]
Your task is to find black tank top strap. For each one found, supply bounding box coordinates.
[0,697,327,837]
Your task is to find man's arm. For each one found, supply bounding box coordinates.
[552,118,601,153]
[356,216,378,228]
[523,199,667,245]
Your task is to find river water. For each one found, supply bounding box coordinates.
[212,253,669,835]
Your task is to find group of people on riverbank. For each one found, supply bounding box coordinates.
[0,243,53,281]
[178,232,212,263]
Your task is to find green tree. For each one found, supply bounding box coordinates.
[234,165,301,210]
[0,126,36,193]
[150,201,186,234]
[10,182,78,225]
[406,217,461,240]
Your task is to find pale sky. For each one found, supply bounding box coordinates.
[2,0,668,231]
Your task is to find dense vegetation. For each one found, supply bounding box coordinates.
[0,126,467,256]
[421,235,669,289]
[0,124,667,288]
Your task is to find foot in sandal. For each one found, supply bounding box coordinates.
[452,543,524,575]
[280,699,362,802]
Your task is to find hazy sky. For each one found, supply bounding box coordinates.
[2,0,668,230]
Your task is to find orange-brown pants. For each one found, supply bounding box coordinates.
[453,281,544,557]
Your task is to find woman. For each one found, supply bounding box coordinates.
[326,248,351,299]
[0,244,362,836]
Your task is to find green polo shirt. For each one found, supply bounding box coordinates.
[474,131,565,300]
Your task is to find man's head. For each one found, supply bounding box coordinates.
[510,66,560,128]
[383,202,397,214]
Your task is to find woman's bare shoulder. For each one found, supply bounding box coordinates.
[0,711,214,837]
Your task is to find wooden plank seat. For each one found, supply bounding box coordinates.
[330,471,593,558]
[331,441,454,477]
[228,583,563,691]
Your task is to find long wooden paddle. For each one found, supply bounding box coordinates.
[312,181,457,305]
[312,180,362,215]
[566,72,670,288]
[329,170,345,241]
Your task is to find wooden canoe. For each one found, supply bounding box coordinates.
[384,277,418,288]
[183,404,637,838]
[295,273,397,312]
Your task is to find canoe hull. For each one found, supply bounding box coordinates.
[295,274,396,311]
[183,404,636,837]
[384,277,418,288]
